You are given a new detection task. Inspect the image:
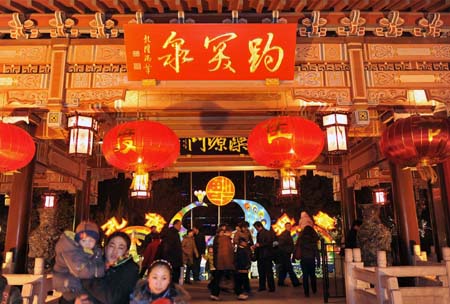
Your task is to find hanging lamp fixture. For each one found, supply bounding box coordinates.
[67,114,98,156]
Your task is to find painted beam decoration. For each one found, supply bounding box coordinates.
[124,24,297,81]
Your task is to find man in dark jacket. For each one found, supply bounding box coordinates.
[159,219,183,284]
[252,221,276,292]
[80,231,139,304]
[277,222,300,287]
[192,226,206,281]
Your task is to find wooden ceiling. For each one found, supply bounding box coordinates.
[0,0,449,15]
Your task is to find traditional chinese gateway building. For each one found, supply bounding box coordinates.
[0,0,449,275]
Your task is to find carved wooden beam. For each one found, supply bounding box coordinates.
[228,0,244,11]
[186,0,203,13]
[292,0,307,13]
[141,0,165,13]
[76,0,108,12]
[0,0,24,12]
[123,0,145,11]
[249,0,265,13]
[61,0,88,14]
[101,0,126,13]
[205,0,222,13]
[165,0,187,12]
[430,0,450,11]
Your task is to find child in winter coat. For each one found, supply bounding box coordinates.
[130,259,191,304]
[234,238,252,300]
[204,246,215,291]
[53,221,105,303]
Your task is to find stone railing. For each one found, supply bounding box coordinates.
[344,247,450,304]
[2,258,62,304]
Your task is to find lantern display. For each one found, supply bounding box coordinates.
[248,116,324,169]
[380,115,450,182]
[322,112,349,153]
[205,176,235,206]
[102,120,179,198]
[67,114,98,156]
[380,116,450,166]
[280,168,298,195]
[0,122,36,172]
[102,120,179,172]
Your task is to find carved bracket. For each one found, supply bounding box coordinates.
[8,13,40,39]
[89,12,119,38]
[374,11,404,37]
[413,13,444,38]
[298,11,327,37]
[49,11,79,38]
[337,10,366,37]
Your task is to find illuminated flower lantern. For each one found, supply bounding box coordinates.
[248,116,324,194]
[380,115,450,183]
[0,122,36,172]
[102,121,180,197]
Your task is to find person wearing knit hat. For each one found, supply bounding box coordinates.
[75,221,100,244]
[53,221,105,304]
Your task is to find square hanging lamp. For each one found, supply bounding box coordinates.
[322,112,349,154]
[43,193,57,208]
[280,168,298,196]
[130,165,152,199]
[373,188,389,205]
[67,114,98,156]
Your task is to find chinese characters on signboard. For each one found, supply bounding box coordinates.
[124,24,297,80]
[180,137,248,155]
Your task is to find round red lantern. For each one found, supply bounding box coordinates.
[380,115,450,167]
[102,120,179,172]
[0,122,36,172]
[248,116,325,168]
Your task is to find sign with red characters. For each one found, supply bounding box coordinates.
[123,24,297,81]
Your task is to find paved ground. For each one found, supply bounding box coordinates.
[182,279,346,304]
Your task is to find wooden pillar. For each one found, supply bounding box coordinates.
[82,170,91,221]
[341,168,356,232]
[74,190,84,230]
[390,162,420,265]
[4,122,37,274]
[438,160,450,247]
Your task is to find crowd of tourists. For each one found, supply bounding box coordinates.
[1,213,322,304]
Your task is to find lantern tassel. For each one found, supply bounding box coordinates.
[417,161,438,184]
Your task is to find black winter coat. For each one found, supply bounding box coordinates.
[159,227,183,269]
[81,256,139,304]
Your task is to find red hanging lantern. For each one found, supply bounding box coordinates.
[248,116,324,169]
[102,120,180,172]
[380,115,450,182]
[0,122,36,172]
